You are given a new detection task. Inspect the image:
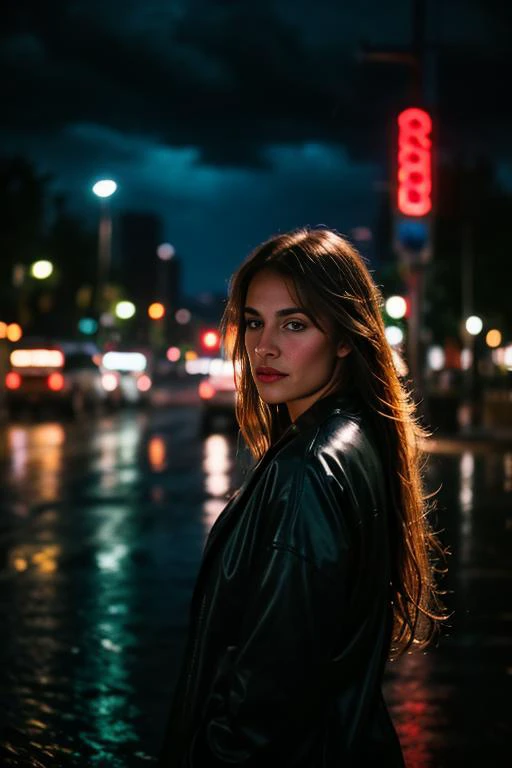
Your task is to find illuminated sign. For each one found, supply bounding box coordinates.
[10,349,65,368]
[102,352,147,372]
[397,108,432,217]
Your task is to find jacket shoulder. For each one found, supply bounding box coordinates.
[257,407,385,573]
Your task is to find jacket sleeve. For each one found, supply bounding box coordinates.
[189,460,353,766]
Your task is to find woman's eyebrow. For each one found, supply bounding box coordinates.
[243,306,313,319]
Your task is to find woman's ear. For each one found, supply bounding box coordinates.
[336,341,351,359]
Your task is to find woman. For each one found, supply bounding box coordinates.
[158,227,447,767]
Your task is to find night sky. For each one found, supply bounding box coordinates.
[2,0,510,296]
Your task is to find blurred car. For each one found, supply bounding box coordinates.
[100,350,152,407]
[5,343,107,417]
[198,358,237,433]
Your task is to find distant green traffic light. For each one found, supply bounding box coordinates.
[78,317,98,335]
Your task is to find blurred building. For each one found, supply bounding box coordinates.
[116,212,182,311]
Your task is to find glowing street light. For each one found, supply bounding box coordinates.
[465,315,483,336]
[92,179,117,198]
[7,323,23,342]
[385,325,404,346]
[486,329,501,348]
[148,302,165,320]
[115,301,136,320]
[157,243,175,261]
[30,260,54,280]
[385,295,407,320]
[92,178,117,314]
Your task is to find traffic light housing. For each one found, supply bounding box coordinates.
[395,107,433,265]
[397,107,432,217]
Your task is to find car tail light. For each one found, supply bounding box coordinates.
[137,374,152,392]
[5,372,21,390]
[198,380,216,399]
[48,372,65,391]
[101,372,119,392]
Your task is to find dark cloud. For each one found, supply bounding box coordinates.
[1,0,510,295]
[1,0,409,167]
[2,0,511,170]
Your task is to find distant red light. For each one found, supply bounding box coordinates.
[6,372,21,390]
[48,372,65,391]
[137,374,152,392]
[199,380,216,399]
[397,108,432,217]
[201,330,220,351]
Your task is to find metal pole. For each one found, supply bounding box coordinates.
[96,200,112,315]
[461,219,474,427]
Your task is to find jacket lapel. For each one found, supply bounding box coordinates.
[201,424,297,564]
[194,395,357,598]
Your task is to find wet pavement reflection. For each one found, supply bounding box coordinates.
[0,407,510,766]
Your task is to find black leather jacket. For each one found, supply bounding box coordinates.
[159,394,405,767]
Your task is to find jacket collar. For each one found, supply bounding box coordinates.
[281,391,360,438]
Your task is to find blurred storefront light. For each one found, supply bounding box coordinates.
[115,301,136,320]
[175,308,191,325]
[461,348,473,370]
[385,296,407,320]
[7,323,23,342]
[148,302,165,320]
[30,260,54,280]
[486,329,502,348]
[385,325,404,346]
[78,317,98,335]
[157,243,175,261]
[427,346,445,371]
[166,346,181,362]
[103,352,147,372]
[465,315,483,335]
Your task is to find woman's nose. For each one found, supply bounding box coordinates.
[254,331,278,358]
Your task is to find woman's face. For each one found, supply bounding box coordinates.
[244,269,350,422]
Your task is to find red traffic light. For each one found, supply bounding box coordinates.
[200,329,221,352]
[397,108,432,217]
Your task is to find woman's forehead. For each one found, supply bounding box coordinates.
[245,269,299,307]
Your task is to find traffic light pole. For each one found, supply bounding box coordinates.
[360,0,432,417]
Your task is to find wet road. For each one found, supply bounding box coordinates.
[0,404,510,767]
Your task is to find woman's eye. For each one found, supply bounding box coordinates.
[285,320,306,331]
[244,319,261,330]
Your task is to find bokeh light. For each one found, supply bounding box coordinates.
[30,260,54,280]
[115,301,136,320]
[465,315,483,335]
[175,308,191,325]
[148,302,165,320]
[166,346,181,362]
[486,329,501,348]
[92,179,117,198]
[385,296,407,319]
[7,323,23,342]
[157,243,175,261]
[385,325,404,346]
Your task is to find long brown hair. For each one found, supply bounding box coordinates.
[220,226,448,658]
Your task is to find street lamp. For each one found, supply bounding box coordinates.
[92,179,117,315]
[30,260,54,280]
[462,314,483,431]
[115,301,136,320]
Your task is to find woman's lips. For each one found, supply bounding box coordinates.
[255,373,288,384]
